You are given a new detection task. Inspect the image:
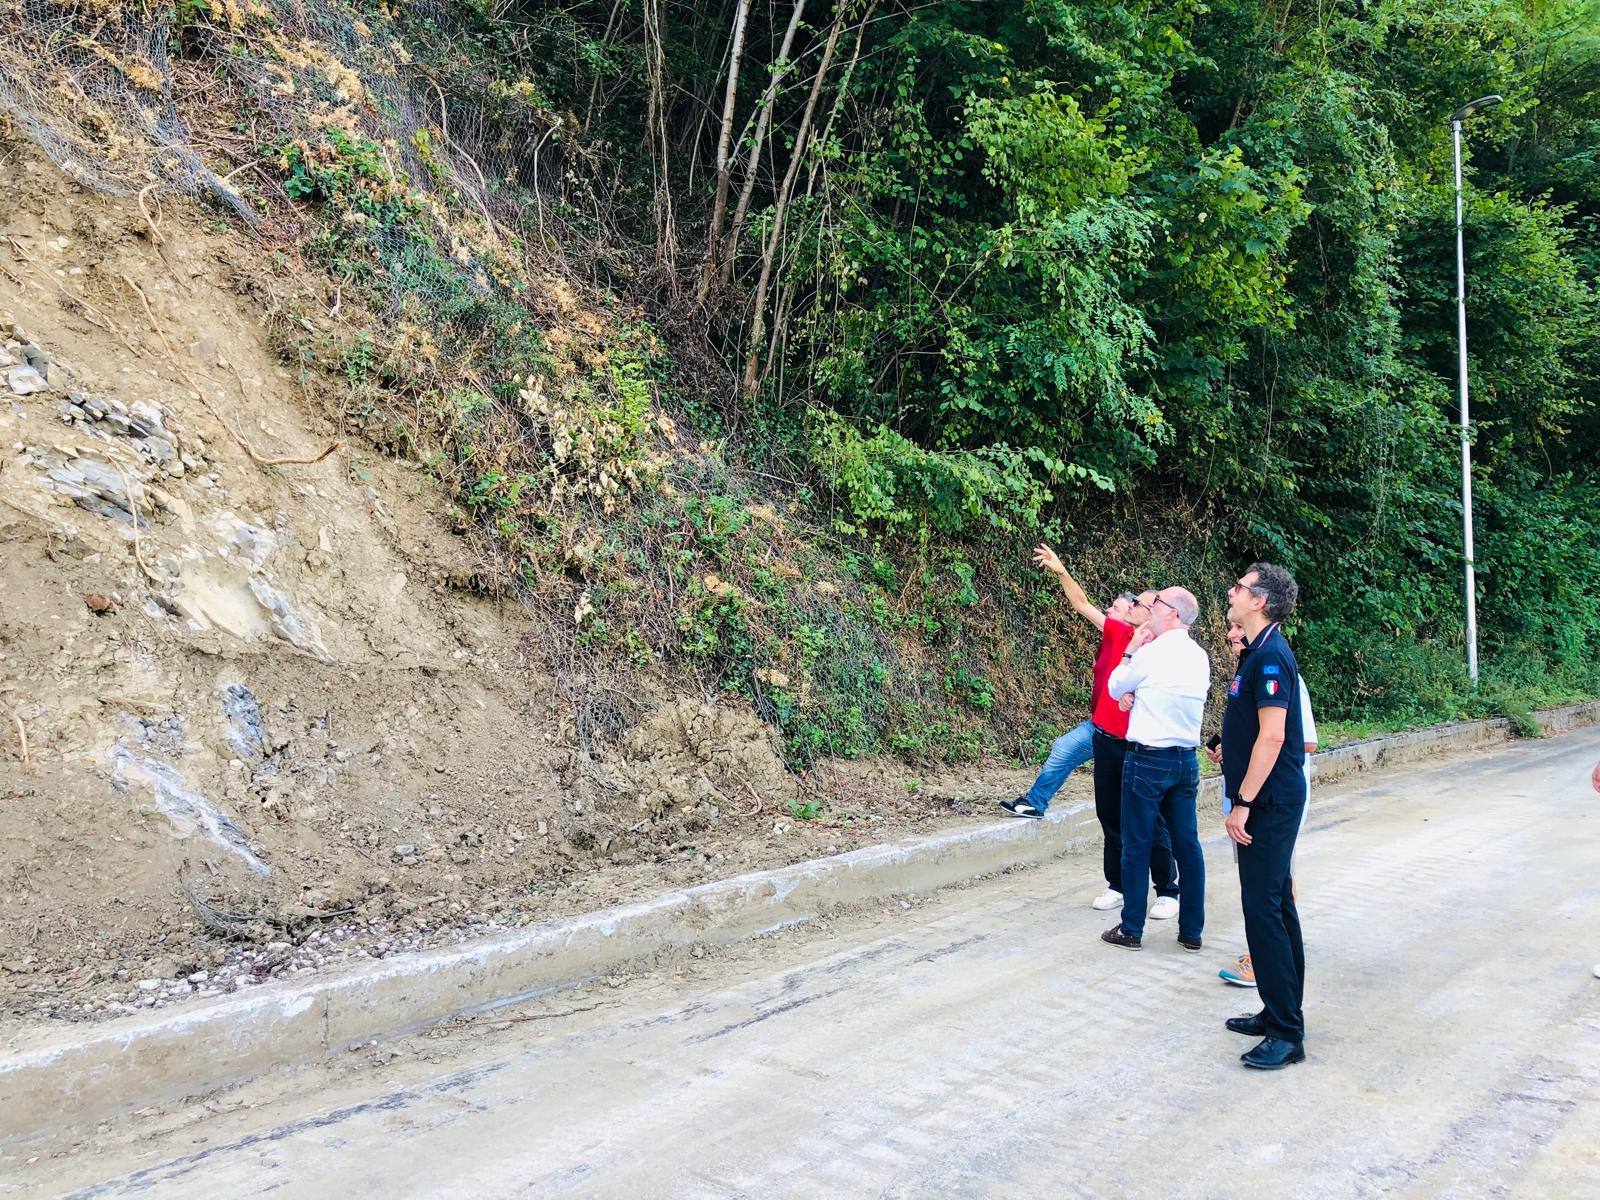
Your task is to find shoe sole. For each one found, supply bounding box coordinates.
[1149,910,1177,920]
[1219,975,1258,987]
[1178,943,1202,953]
[1100,937,1142,951]
[1000,808,1043,819]
[1241,1052,1306,1070]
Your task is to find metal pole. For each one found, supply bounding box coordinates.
[1452,118,1480,686]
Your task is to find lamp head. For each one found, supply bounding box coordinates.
[1450,95,1503,124]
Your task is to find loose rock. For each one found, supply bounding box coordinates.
[7,366,48,395]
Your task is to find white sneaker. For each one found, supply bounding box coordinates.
[1092,889,1123,911]
[1149,896,1180,921]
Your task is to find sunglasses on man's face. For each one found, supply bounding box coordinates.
[1150,596,1176,613]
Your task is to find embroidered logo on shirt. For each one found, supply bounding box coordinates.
[1228,676,1241,697]
[1265,679,1280,696]
[1262,664,1280,675]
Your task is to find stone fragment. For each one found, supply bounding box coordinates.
[7,366,48,395]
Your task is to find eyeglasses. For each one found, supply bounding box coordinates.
[1150,596,1176,613]
[1229,580,1266,597]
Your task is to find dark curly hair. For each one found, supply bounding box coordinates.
[1246,562,1299,622]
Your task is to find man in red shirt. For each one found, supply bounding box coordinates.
[1004,545,1181,919]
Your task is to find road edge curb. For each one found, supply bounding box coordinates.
[3,699,1596,1142]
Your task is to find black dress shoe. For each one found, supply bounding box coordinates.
[1100,925,1142,950]
[1241,1037,1306,1069]
[1226,1013,1266,1036]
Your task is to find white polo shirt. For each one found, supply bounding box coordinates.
[1106,628,1210,749]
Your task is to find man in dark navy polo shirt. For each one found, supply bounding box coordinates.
[1219,562,1308,1070]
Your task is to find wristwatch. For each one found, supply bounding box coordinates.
[1232,797,1254,809]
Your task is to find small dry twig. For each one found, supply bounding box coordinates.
[493,1002,606,1025]
[108,458,162,583]
[732,772,763,817]
[137,182,165,246]
[2,704,29,765]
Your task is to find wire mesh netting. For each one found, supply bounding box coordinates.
[0,0,593,331]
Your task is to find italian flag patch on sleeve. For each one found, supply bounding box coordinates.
[1265,679,1280,696]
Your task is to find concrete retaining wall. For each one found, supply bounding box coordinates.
[3,701,1595,1143]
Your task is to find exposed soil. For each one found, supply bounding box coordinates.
[0,145,1069,1028]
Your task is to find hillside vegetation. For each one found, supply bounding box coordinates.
[4,0,1598,769]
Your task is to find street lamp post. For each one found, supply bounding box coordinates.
[1450,94,1501,687]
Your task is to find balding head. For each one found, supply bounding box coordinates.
[1162,587,1198,626]
[1147,586,1198,635]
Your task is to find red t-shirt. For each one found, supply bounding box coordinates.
[1090,617,1135,738]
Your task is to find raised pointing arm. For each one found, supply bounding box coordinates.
[1033,543,1105,631]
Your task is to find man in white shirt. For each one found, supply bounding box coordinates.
[1100,586,1210,951]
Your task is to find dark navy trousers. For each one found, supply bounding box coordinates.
[1092,730,1179,898]
[1237,797,1307,1042]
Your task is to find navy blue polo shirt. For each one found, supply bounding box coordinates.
[1221,623,1306,805]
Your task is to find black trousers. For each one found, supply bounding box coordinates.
[1092,730,1178,897]
[1237,797,1307,1042]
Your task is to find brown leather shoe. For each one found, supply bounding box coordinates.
[1100,925,1142,950]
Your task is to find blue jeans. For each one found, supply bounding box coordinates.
[1022,719,1094,813]
[1118,746,1205,942]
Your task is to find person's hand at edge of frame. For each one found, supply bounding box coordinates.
[1225,805,1251,846]
[1032,543,1066,577]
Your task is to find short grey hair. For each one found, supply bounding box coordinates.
[1169,591,1199,625]
[1246,562,1299,621]
[1116,591,1137,606]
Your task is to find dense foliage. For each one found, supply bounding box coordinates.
[461,0,1598,730]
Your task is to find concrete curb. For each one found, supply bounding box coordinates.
[3,700,1596,1142]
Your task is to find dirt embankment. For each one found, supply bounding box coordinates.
[0,148,1055,1028]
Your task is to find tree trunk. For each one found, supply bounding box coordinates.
[643,0,678,275]
[700,0,755,294]
[716,0,810,291]
[582,0,626,134]
[804,4,872,198]
[740,4,851,398]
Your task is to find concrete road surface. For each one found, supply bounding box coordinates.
[11,729,1600,1199]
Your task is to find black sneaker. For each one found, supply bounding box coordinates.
[1101,925,1142,950]
[1178,934,1202,952]
[1000,797,1043,819]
